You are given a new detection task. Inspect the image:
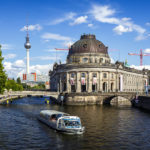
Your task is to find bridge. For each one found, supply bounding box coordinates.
[0,91,59,104]
[0,90,147,105]
[9,91,59,98]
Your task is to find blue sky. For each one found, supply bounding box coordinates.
[1,0,150,78]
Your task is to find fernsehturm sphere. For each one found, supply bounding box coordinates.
[24,26,31,74]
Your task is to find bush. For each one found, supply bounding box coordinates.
[5,80,23,91]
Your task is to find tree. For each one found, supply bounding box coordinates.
[16,77,21,84]
[0,45,7,94]
[5,79,23,91]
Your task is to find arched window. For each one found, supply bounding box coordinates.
[103,82,107,92]
[93,73,97,77]
[95,58,97,63]
[111,82,114,91]
[100,58,103,63]
[103,73,107,78]
[82,58,88,63]
[81,73,86,77]
[71,73,75,78]
[83,44,87,48]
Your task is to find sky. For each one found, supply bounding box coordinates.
[1,0,150,78]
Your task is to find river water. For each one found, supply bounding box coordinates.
[0,97,150,150]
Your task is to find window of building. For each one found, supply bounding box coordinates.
[63,74,66,80]
[100,58,103,63]
[95,58,97,63]
[63,83,66,91]
[103,82,107,92]
[93,73,97,77]
[99,44,102,48]
[82,58,88,63]
[71,73,75,78]
[83,44,87,48]
[103,73,107,78]
[111,73,114,79]
[81,73,86,77]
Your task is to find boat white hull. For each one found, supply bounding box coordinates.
[37,116,84,134]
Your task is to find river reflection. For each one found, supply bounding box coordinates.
[0,97,150,150]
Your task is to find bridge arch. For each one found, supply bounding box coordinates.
[103,94,135,105]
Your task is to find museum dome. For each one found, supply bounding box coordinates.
[69,34,108,55]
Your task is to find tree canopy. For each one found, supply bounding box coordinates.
[0,45,7,94]
[5,79,23,91]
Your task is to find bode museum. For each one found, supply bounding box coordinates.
[49,34,148,105]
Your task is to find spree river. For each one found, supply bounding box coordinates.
[0,97,150,150]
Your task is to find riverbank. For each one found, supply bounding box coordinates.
[0,95,26,104]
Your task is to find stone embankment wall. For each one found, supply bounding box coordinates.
[132,96,150,111]
[57,93,134,105]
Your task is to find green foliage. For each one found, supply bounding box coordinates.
[21,83,45,90]
[32,83,45,90]
[22,83,31,90]
[5,80,23,91]
[16,77,21,84]
[0,45,7,94]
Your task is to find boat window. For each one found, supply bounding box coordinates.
[50,114,57,121]
[63,120,81,127]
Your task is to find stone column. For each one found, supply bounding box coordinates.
[76,72,81,93]
[99,72,102,91]
[88,72,92,92]
[59,75,62,92]
[97,72,99,92]
[108,72,110,92]
[116,71,119,92]
[66,72,70,93]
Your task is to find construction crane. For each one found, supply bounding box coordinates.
[128,49,150,66]
[55,48,69,51]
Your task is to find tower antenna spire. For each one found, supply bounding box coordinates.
[27,23,29,37]
[24,21,31,75]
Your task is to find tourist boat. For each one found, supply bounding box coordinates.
[38,110,85,134]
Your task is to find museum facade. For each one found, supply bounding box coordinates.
[49,34,148,101]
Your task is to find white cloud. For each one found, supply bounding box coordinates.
[88,23,93,27]
[30,64,52,75]
[1,44,13,50]
[4,60,26,78]
[113,25,133,35]
[110,57,115,63]
[70,16,88,25]
[4,59,53,78]
[62,41,74,48]
[3,53,16,59]
[20,24,42,31]
[41,33,71,41]
[144,48,150,53]
[90,4,146,40]
[13,60,25,68]
[90,5,119,24]
[32,56,60,60]
[146,22,150,26]
[45,49,68,52]
[50,12,76,25]
[130,65,150,70]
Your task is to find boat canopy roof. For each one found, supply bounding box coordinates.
[40,110,69,116]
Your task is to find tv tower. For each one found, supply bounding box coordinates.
[24,24,31,74]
